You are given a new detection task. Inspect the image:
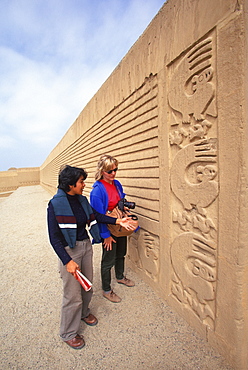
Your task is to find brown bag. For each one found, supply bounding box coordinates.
[106,206,139,237]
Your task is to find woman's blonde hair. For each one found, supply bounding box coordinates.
[95,154,118,181]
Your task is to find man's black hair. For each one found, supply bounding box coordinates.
[58,165,88,192]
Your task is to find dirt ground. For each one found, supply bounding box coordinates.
[0,186,233,369]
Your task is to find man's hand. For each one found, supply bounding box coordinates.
[66,260,80,278]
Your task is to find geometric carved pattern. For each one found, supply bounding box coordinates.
[168,31,218,329]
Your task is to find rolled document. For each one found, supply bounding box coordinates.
[76,270,92,291]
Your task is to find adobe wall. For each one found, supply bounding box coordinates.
[40,0,248,368]
[0,168,40,196]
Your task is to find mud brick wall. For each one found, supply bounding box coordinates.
[0,167,40,196]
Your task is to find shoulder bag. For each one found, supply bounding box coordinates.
[106,206,139,237]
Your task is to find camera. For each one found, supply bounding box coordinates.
[118,198,136,211]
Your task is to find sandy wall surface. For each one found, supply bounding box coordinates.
[0,186,233,369]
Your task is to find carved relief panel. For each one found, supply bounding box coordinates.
[167,32,218,329]
[128,229,159,281]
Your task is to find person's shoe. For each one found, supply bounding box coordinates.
[117,277,135,287]
[82,313,98,326]
[103,290,121,303]
[65,334,85,349]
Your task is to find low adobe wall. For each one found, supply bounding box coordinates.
[0,168,40,196]
[40,0,248,368]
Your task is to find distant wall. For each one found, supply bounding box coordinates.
[40,0,248,368]
[0,168,40,196]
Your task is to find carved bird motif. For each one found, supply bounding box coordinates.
[168,38,216,123]
[170,139,218,215]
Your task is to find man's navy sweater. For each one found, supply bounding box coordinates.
[47,193,117,265]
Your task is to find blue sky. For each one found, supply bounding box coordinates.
[0,0,165,171]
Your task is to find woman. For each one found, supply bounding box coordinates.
[90,155,135,303]
[47,165,134,349]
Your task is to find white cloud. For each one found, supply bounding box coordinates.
[0,46,115,145]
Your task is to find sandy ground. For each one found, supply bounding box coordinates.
[0,185,233,370]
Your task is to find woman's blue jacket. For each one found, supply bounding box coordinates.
[90,179,125,239]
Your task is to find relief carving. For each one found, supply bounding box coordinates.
[173,210,217,239]
[168,32,218,329]
[170,139,218,215]
[168,37,216,124]
[170,233,216,326]
[128,229,159,280]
